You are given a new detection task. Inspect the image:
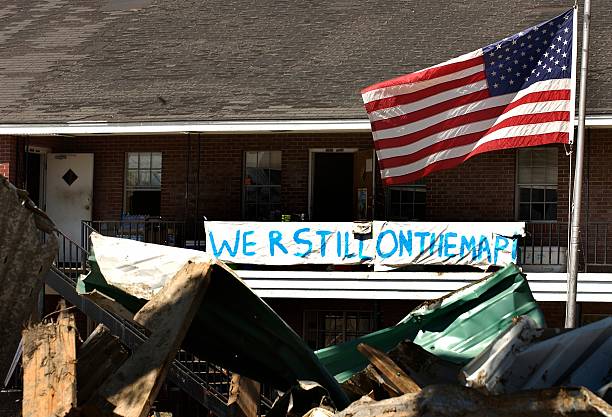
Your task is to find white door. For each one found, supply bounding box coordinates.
[46,153,94,260]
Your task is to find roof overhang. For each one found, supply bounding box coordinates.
[0,115,611,136]
[0,119,371,136]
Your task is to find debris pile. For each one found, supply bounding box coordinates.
[0,177,610,416]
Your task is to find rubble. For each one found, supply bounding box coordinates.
[461,315,612,395]
[334,385,612,417]
[316,263,545,383]
[1,178,609,416]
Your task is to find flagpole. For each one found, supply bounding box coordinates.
[566,0,591,328]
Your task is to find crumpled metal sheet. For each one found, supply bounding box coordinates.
[316,264,545,383]
[461,315,612,395]
[334,385,612,417]
[0,176,58,379]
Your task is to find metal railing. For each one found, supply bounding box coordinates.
[50,228,232,415]
[82,220,189,253]
[519,221,612,272]
[82,219,612,273]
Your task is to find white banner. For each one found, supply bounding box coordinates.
[204,221,524,269]
[205,221,375,265]
[372,221,524,269]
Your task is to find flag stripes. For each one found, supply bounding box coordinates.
[361,9,575,185]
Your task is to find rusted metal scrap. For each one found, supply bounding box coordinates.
[334,385,612,417]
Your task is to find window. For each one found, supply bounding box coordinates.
[385,181,426,220]
[125,152,161,216]
[243,151,281,220]
[517,148,558,221]
[303,310,375,350]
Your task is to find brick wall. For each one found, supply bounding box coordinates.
[10,131,612,226]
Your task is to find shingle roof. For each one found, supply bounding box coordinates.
[0,0,610,123]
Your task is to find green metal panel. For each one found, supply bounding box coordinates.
[315,264,545,383]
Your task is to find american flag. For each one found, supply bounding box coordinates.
[362,9,576,185]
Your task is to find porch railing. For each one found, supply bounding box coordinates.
[82,219,194,253]
[82,220,612,273]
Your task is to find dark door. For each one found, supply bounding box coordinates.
[312,153,353,221]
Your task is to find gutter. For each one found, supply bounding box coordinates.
[0,119,372,136]
[0,116,611,136]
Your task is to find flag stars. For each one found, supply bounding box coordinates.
[491,71,497,76]
[557,36,562,41]
[547,68,552,73]
[562,65,567,71]
[493,83,499,88]
[500,74,506,80]
[509,79,514,85]
[496,43,502,49]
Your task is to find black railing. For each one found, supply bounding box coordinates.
[82,220,189,253]
[519,222,568,271]
[50,228,233,415]
[519,221,612,272]
[82,219,612,273]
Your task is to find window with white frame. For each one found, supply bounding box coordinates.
[517,148,558,221]
[124,152,162,216]
[385,181,426,220]
[243,151,281,220]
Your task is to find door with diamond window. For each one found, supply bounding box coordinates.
[46,153,94,261]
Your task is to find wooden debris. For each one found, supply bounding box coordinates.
[82,261,212,417]
[334,385,612,417]
[228,374,261,417]
[22,306,77,417]
[77,324,130,404]
[356,343,421,396]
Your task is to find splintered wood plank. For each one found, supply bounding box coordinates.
[77,324,130,404]
[228,374,261,417]
[83,261,212,417]
[22,308,77,417]
[357,343,421,396]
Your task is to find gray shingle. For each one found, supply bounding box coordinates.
[0,0,610,123]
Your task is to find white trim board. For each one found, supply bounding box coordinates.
[0,116,611,136]
[235,270,612,302]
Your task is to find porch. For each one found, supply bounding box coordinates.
[81,219,612,273]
